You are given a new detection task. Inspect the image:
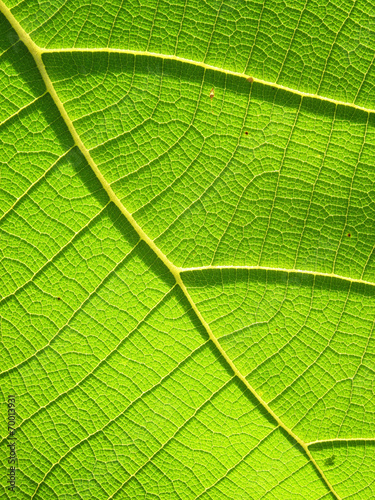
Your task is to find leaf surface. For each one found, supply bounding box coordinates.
[0,1,374,499]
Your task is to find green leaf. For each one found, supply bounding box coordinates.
[1,1,374,498]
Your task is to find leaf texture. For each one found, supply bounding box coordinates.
[0,1,374,499]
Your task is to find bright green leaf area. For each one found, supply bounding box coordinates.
[0,0,374,498]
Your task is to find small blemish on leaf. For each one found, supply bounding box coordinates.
[209,88,215,101]
[247,76,254,83]
[347,233,351,237]
[245,131,249,135]
[325,455,335,466]
[57,297,61,301]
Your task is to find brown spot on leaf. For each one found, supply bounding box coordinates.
[247,76,254,83]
